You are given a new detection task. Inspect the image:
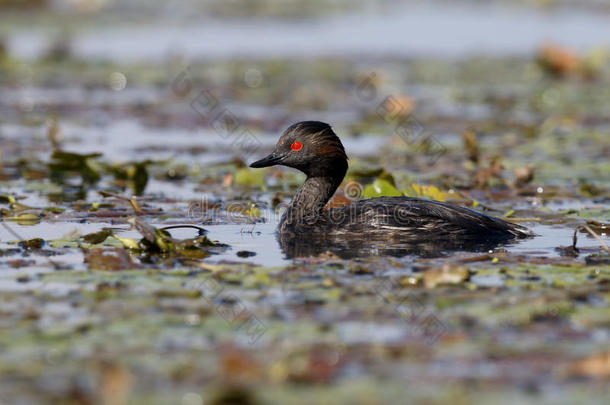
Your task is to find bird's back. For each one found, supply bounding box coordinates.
[315,197,533,241]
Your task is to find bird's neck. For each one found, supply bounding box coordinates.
[278,156,348,231]
[280,172,345,230]
[296,175,342,210]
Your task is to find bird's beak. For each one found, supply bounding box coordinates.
[249,150,286,168]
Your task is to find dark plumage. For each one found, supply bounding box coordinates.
[250,121,534,258]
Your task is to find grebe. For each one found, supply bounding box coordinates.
[250,121,533,258]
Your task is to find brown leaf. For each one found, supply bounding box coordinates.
[568,351,610,379]
[514,165,536,187]
[474,156,504,188]
[47,117,62,150]
[8,259,36,268]
[462,129,479,163]
[325,193,352,209]
[18,237,44,250]
[223,173,234,187]
[219,344,262,382]
[84,248,135,271]
[100,363,132,405]
[538,42,581,77]
[381,94,415,121]
[423,264,470,288]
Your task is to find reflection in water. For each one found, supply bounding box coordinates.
[278,231,520,259]
[205,223,595,264]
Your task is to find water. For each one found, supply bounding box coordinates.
[0,119,388,163]
[7,3,610,62]
[1,217,607,278]
[155,222,289,267]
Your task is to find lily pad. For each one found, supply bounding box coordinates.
[362,179,403,198]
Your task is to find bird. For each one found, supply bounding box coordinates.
[250,121,534,258]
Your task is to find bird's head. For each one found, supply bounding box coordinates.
[250,121,347,178]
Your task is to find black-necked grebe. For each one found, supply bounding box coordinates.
[250,121,533,258]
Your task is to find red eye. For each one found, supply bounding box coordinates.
[291,141,303,151]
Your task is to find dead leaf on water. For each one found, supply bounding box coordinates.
[538,42,580,77]
[566,351,610,379]
[47,117,62,150]
[84,248,135,271]
[423,264,470,288]
[462,129,479,164]
[514,165,536,187]
[99,362,133,405]
[18,238,44,250]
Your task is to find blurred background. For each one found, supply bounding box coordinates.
[1,1,609,405]
[2,0,610,184]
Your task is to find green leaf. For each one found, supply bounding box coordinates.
[235,168,266,187]
[245,203,262,217]
[128,217,175,252]
[0,195,16,204]
[405,183,452,202]
[113,236,140,250]
[153,228,176,252]
[48,150,102,185]
[362,179,403,198]
[83,229,113,244]
[5,212,41,225]
[130,162,149,195]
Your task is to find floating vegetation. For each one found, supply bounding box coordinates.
[0,11,609,403]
